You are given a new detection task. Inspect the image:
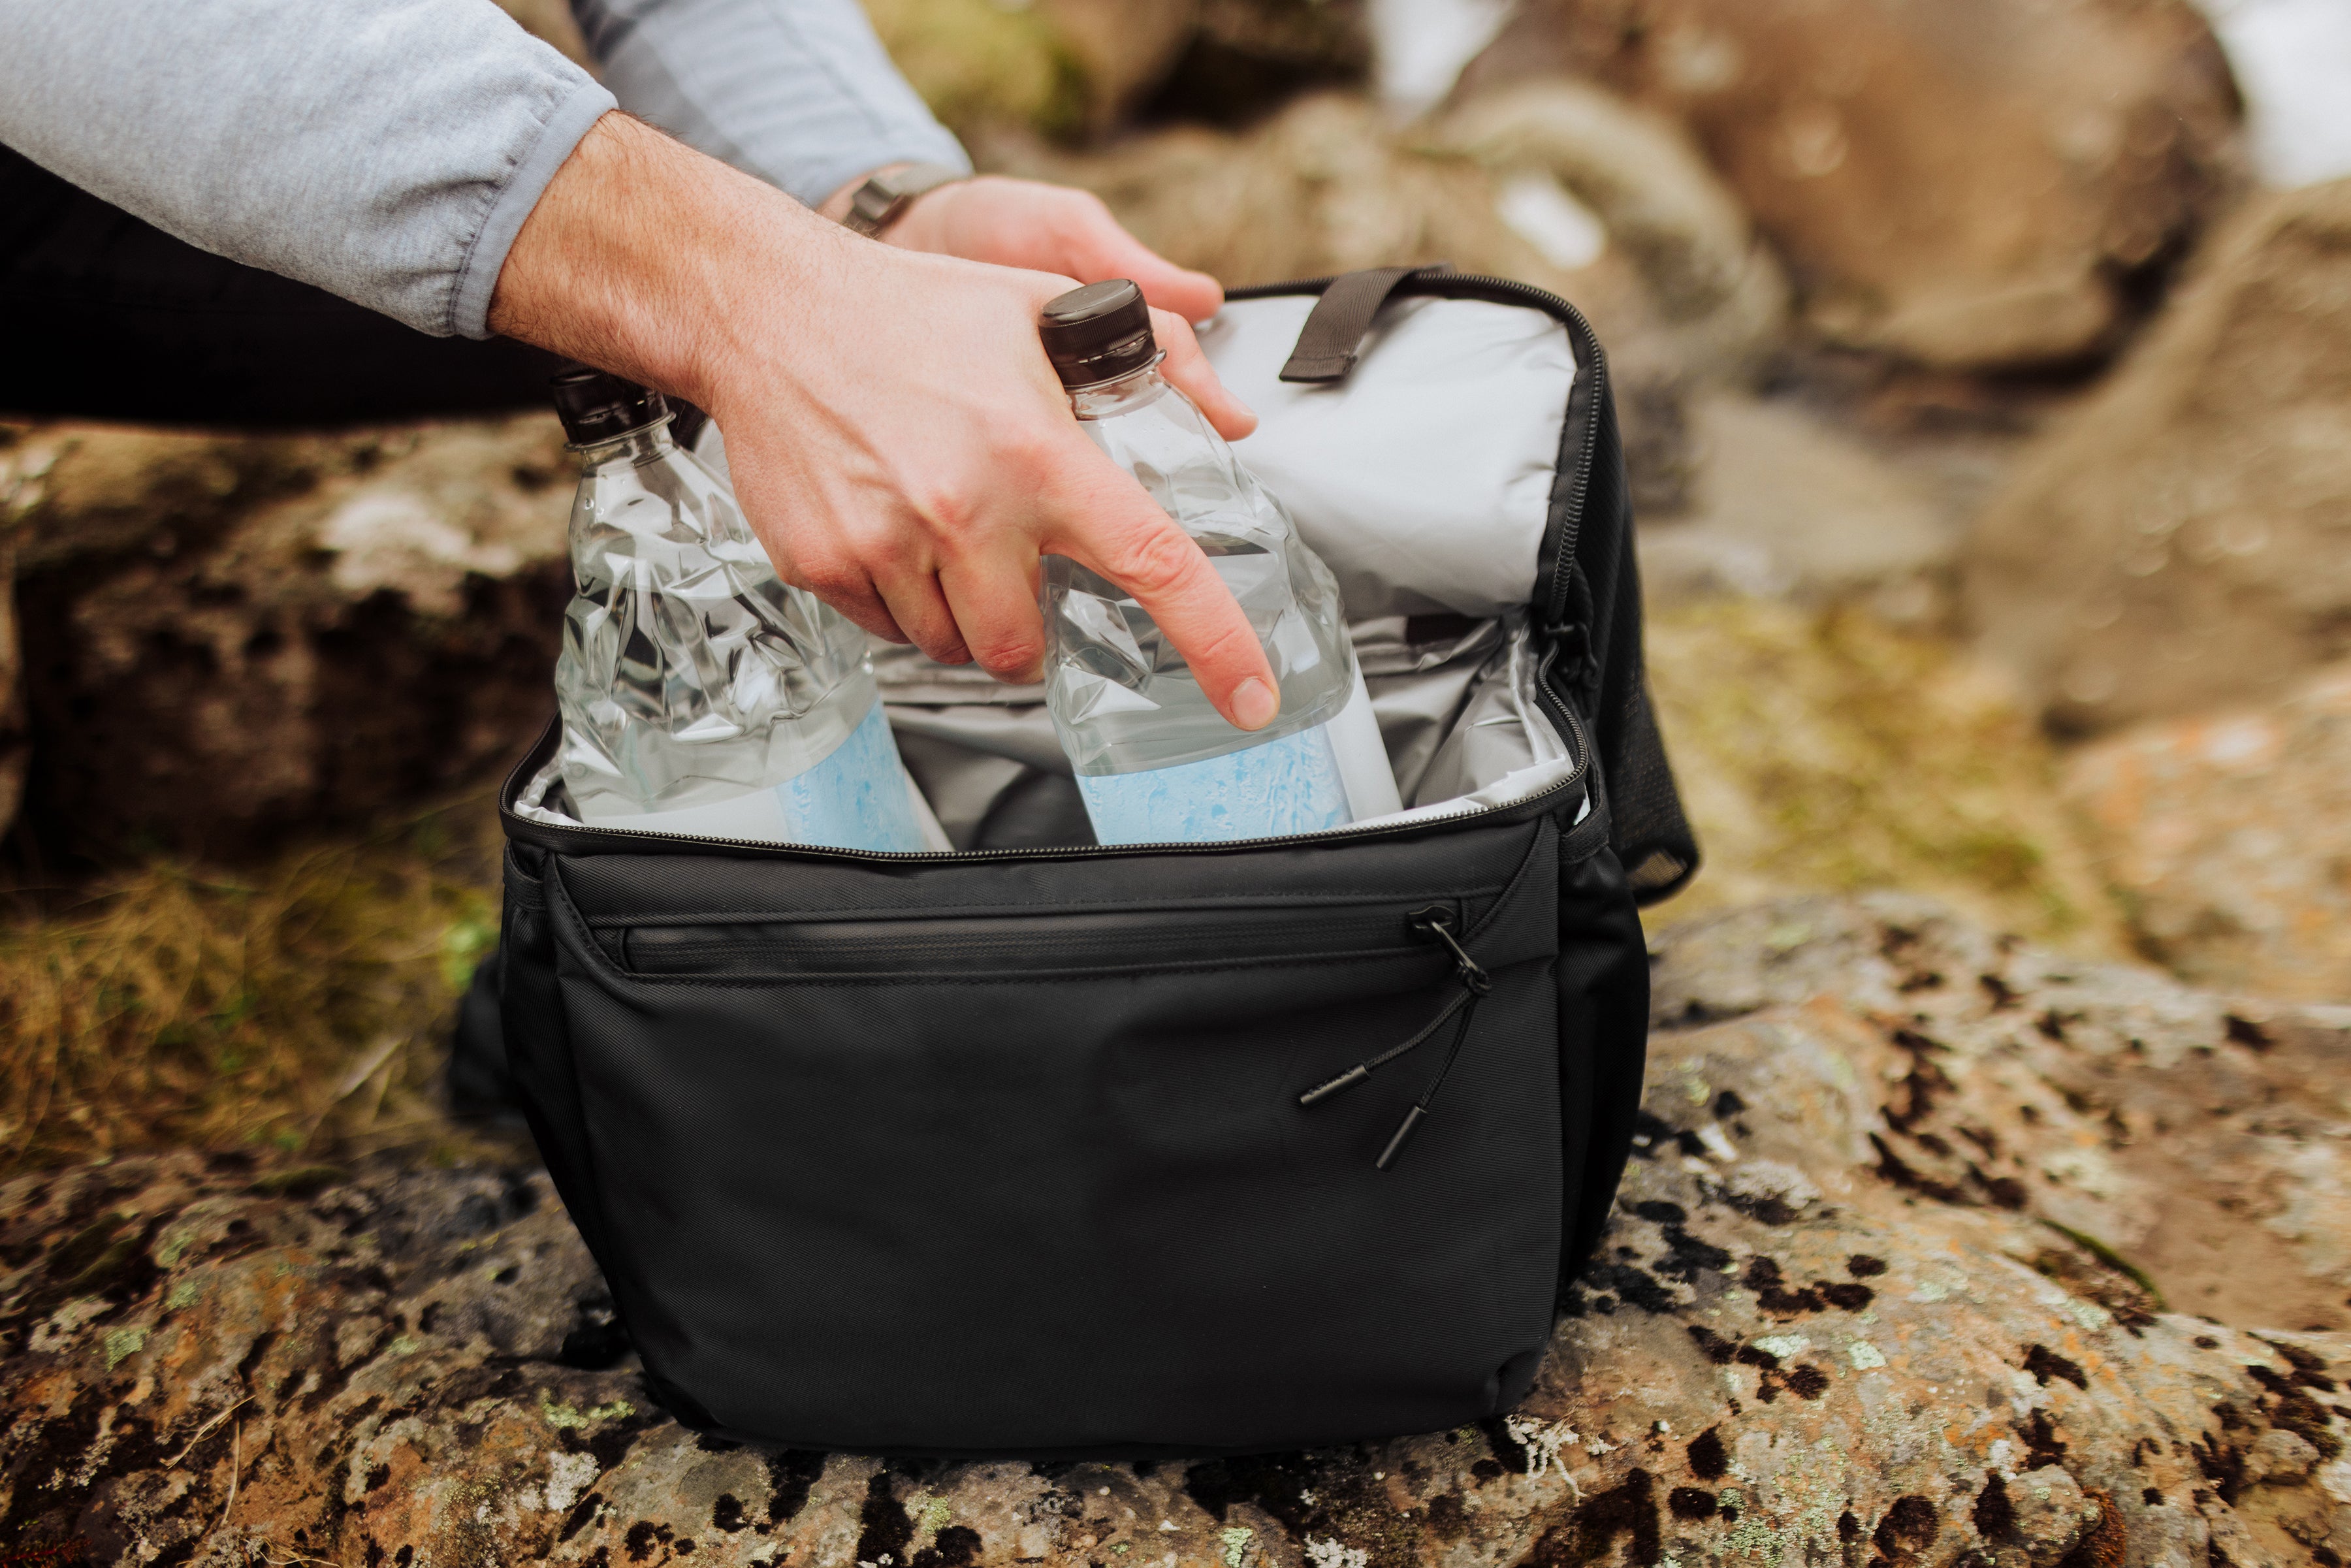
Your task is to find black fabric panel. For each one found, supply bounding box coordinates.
[495,846,616,1273]
[445,947,515,1116]
[537,816,1567,1453]
[1554,842,1649,1276]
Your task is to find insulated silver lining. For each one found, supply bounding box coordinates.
[513,615,1580,848]
[518,291,1586,846]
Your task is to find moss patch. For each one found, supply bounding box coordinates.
[0,794,502,1174]
[1644,600,2125,952]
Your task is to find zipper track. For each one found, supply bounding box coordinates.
[614,898,1448,978]
[502,272,1605,867]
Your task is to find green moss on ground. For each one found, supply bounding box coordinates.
[0,795,504,1175]
[1644,600,2129,953]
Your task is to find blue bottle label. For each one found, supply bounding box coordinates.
[588,699,929,852]
[1076,720,1354,844]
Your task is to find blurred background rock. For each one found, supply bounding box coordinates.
[3,0,2349,1171]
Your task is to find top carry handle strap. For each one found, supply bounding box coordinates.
[1277,264,1452,383]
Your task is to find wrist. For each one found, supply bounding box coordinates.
[488,114,847,416]
[826,162,970,238]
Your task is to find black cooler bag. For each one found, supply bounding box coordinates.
[490,267,1697,1454]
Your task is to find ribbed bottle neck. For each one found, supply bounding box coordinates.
[573,418,677,471]
[1068,359,1171,421]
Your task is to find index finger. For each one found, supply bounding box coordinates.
[1036,434,1279,733]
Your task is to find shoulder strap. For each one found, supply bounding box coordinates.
[1277,264,1452,383]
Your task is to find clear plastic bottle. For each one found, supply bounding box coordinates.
[549,367,932,851]
[1036,281,1401,844]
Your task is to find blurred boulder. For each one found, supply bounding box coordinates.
[872,0,1370,138]
[1001,88,1781,370]
[1142,0,1372,127]
[3,416,571,863]
[2063,662,2351,1002]
[1455,0,2243,369]
[1637,390,1954,607]
[1424,78,1788,379]
[490,0,592,65]
[1035,0,1201,131]
[1964,178,2351,736]
[863,0,1088,137]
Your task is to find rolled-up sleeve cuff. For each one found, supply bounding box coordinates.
[449,76,620,340]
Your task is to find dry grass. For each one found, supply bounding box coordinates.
[1644,598,2131,955]
[0,796,503,1175]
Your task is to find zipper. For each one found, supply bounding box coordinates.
[610,896,1461,980]
[502,270,1603,867]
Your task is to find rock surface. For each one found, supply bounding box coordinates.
[1454,0,2243,369]
[1,417,571,862]
[1635,392,1955,607]
[2062,662,2351,1003]
[1965,178,2351,738]
[7,896,2348,1567]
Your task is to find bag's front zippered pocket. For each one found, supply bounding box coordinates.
[534,814,1568,1453]
[603,894,1475,982]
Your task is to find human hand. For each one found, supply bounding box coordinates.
[871,173,1226,326]
[490,116,1279,729]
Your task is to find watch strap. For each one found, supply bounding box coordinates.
[842,163,967,236]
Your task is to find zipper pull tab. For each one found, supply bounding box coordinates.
[1410,905,1490,994]
[1294,905,1492,1169]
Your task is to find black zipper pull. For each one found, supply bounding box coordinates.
[1411,905,1491,994]
[1374,991,1479,1171]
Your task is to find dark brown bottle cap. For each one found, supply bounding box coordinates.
[1039,280,1157,389]
[551,364,669,446]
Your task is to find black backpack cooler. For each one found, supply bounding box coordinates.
[487,266,1698,1455]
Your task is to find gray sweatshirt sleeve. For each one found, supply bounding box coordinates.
[0,0,616,339]
[571,0,969,210]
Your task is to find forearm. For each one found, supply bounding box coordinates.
[489,114,827,409]
[0,0,615,338]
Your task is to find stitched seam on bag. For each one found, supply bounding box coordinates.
[1467,818,1552,943]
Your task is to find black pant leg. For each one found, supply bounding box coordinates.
[0,146,563,428]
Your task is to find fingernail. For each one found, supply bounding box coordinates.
[1231,677,1277,731]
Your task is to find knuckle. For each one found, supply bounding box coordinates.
[909,480,981,543]
[1108,522,1200,597]
[968,625,1044,678]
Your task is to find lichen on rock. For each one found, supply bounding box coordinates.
[6,896,2345,1567]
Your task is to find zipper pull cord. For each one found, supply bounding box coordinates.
[1376,991,1481,1171]
[1294,906,1491,1170]
[1296,989,1473,1106]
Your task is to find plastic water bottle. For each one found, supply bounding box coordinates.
[1036,281,1401,844]
[548,367,931,851]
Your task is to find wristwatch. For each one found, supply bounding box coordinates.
[840,163,968,237]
